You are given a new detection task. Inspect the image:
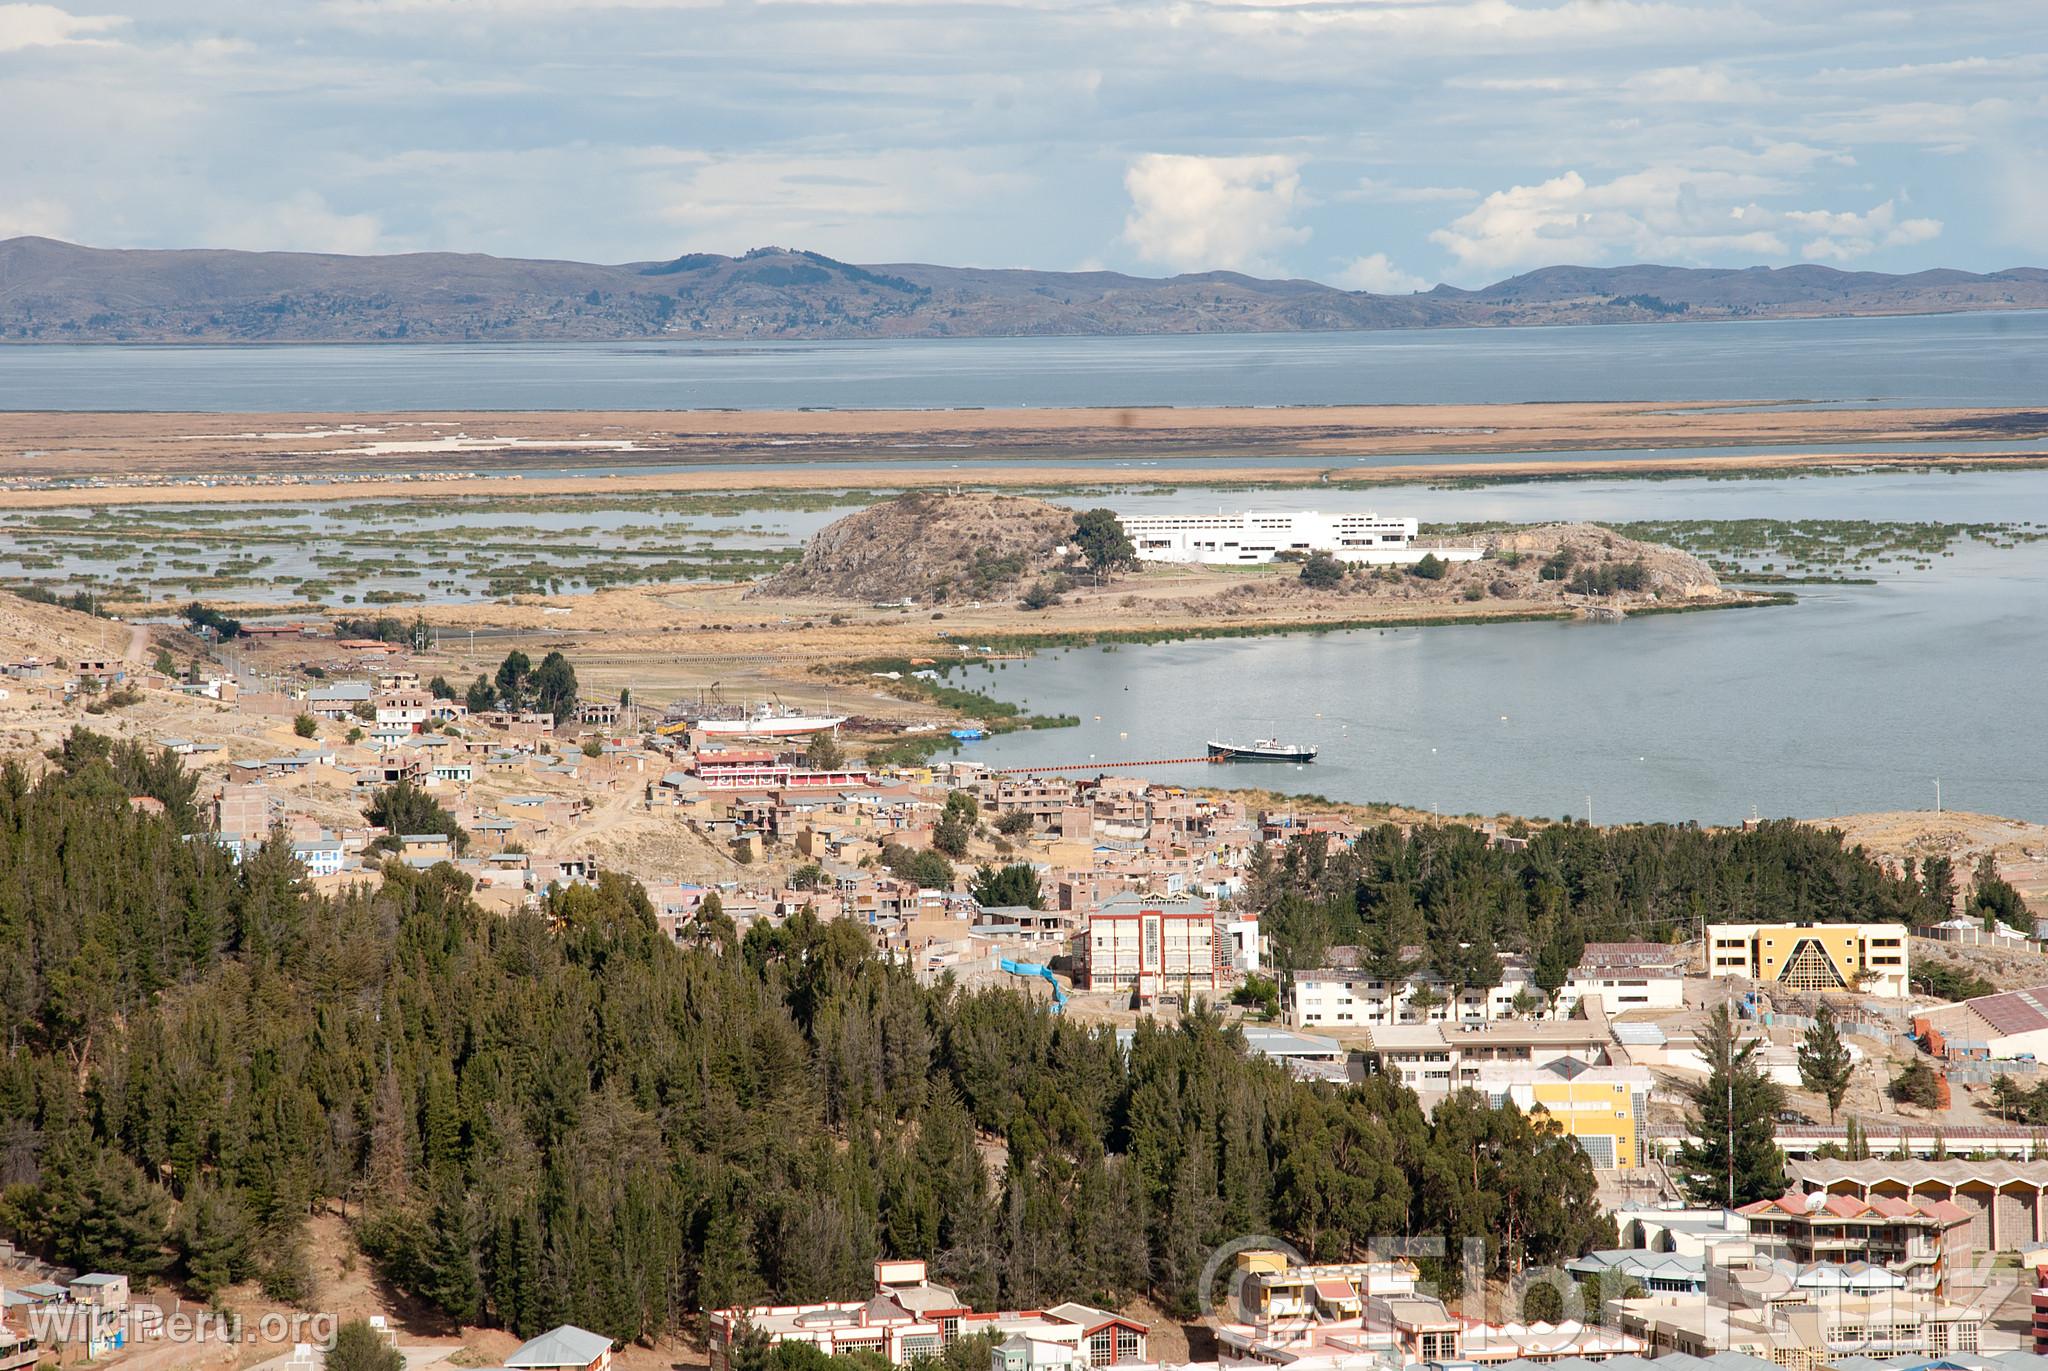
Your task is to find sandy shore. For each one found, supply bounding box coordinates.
[1,401,2043,494]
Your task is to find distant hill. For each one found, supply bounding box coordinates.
[3,236,2045,343]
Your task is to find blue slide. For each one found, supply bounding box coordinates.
[1000,957,1069,1013]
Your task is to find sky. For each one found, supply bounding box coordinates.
[2,0,2044,288]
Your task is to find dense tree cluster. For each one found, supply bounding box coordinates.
[0,745,1609,1343]
[1248,819,1929,1004]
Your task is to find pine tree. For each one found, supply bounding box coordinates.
[1798,1003,1856,1124]
[178,1180,256,1295]
[1675,1004,1786,1206]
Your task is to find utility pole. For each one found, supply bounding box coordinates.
[1726,994,1735,1209]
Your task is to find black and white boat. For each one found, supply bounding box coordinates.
[1207,737,1319,763]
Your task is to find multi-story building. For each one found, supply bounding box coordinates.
[1474,1059,1653,1169]
[1287,962,1537,1028]
[1703,922,1909,997]
[1787,1157,2048,1252]
[1359,1020,1611,1093]
[1736,1191,1972,1293]
[1078,895,1219,997]
[1556,942,1689,1015]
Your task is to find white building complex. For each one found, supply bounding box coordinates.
[1119,510,1480,567]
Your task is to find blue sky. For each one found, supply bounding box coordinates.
[2,0,2043,286]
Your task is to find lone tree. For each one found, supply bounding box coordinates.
[803,730,846,770]
[1072,508,1137,581]
[1675,1004,1785,1206]
[1798,1002,1857,1124]
[1891,1057,1942,1110]
[364,778,470,854]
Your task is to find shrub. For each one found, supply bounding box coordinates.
[294,713,318,738]
[1298,551,1346,588]
[1409,552,1448,580]
[1021,581,1061,611]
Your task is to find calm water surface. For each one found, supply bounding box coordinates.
[7,310,2048,410]
[953,470,2048,824]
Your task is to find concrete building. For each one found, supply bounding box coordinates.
[1735,1190,1973,1293]
[1360,1019,1611,1092]
[1704,922,1909,997]
[1287,962,1538,1029]
[1788,1157,2048,1252]
[1475,1058,1653,1169]
[1079,895,1218,997]
[1118,511,1480,568]
[1914,982,2048,1060]
[1557,942,1690,1015]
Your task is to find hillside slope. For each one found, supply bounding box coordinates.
[4,237,2045,342]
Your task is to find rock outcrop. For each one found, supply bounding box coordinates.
[752,492,1080,603]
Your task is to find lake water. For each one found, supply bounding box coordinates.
[7,310,2048,411]
[948,469,2048,825]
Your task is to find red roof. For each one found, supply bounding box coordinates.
[1738,1188,1972,1227]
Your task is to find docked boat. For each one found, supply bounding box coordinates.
[695,701,848,738]
[1208,738,1318,763]
[663,693,848,738]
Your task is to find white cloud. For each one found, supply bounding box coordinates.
[1786,199,1941,260]
[1429,162,1944,275]
[1121,153,1309,273]
[211,192,388,255]
[1333,253,1428,293]
[0,2,123,50]
[1429,169,1785,272]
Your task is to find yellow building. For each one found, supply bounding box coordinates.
[1704,922,1909,997]
[1477,1062,1652,1169]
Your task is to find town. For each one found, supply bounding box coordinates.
[6,582,2048,1371]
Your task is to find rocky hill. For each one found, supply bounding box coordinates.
[753,492,1082,604]
[4,235,2044,343]
[1478,523,1723,598]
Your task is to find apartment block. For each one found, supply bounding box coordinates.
[1079,895,1219,996]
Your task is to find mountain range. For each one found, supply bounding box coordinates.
[3,236,2045,343]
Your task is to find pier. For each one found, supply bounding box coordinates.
[991,755,1216,774]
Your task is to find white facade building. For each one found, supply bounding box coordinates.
[1288,963,1537,1029]
[1119,510,1480,567]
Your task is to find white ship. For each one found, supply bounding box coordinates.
[663,692,846,738]
[695,701,848,738]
